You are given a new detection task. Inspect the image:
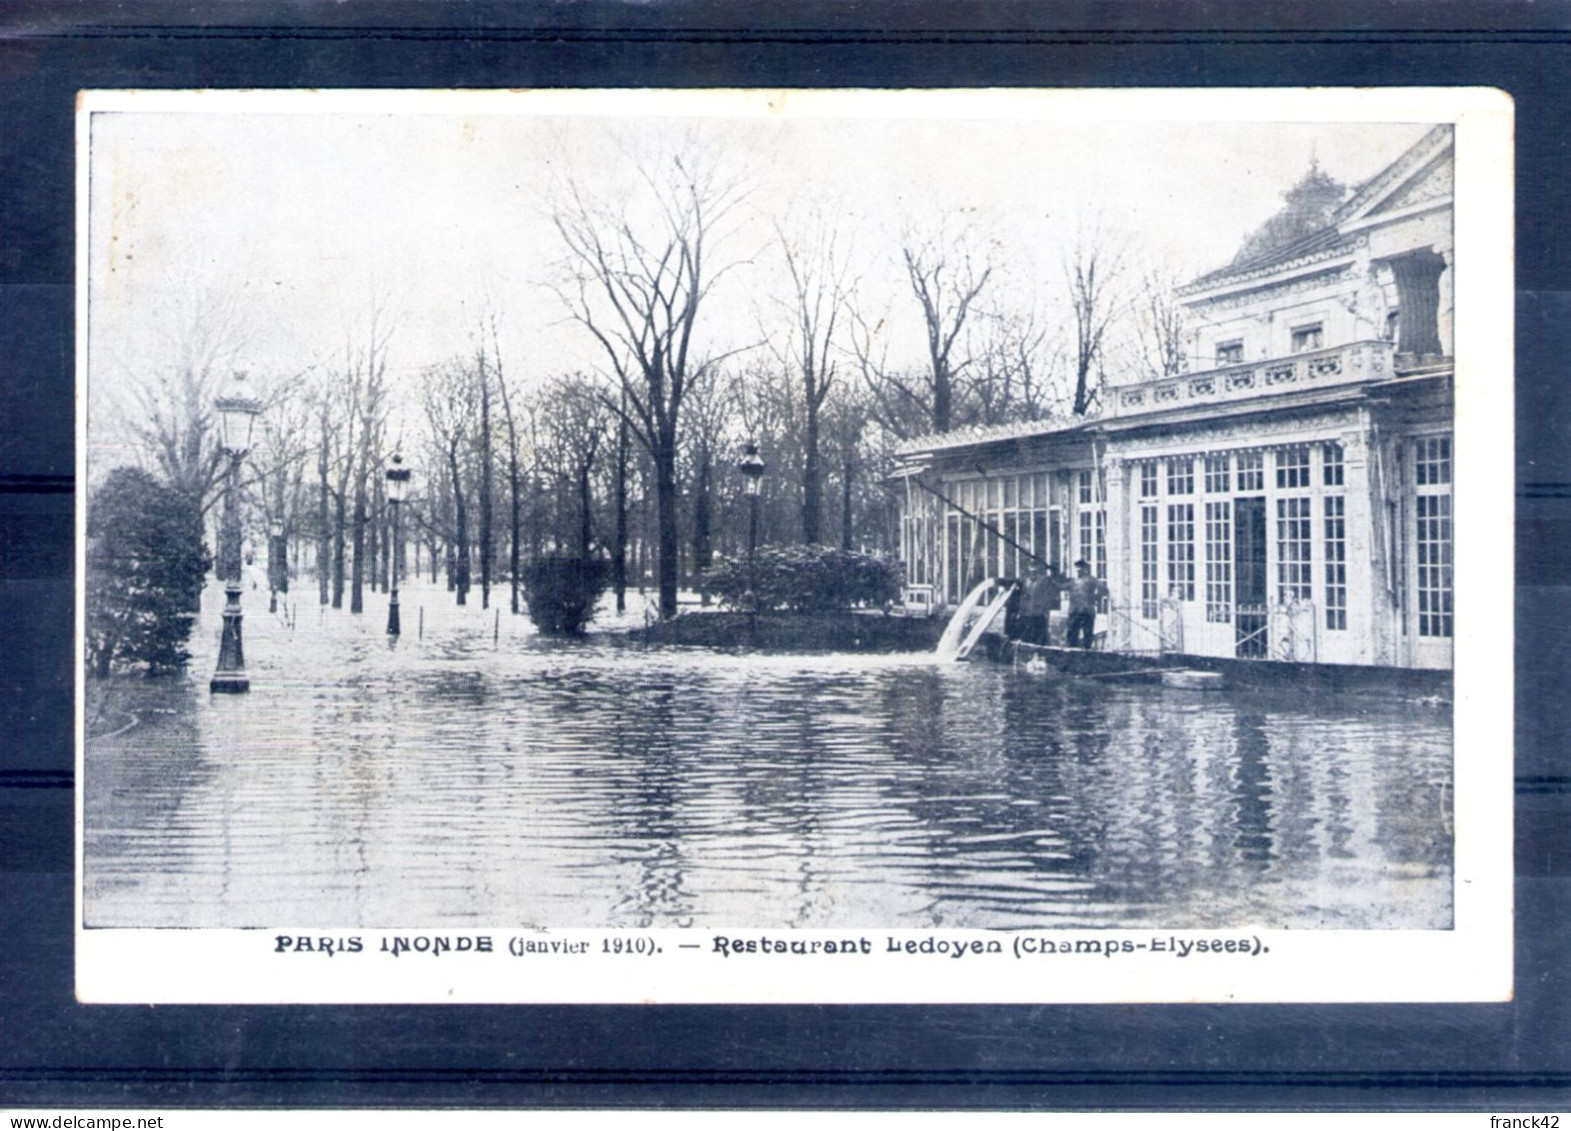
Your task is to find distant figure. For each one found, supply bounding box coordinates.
[1019,561,1062,646]
[1066,559,1106,649]
[1002,575,1025,640]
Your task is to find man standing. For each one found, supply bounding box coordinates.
[1018,560,1062,646]
[1066,558,1106,649]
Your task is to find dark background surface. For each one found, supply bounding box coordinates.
[1,0,1566,1110]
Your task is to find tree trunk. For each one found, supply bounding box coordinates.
[841,447,855,551]
[508,449,521,615]
[332,491,346,609]
[367,484,381,596]
[450,444,470,606]
[655,436,679,619]
[578,464,594,559]
[692,450,712,604]
[613,411,629,614]
[933,362,952,434]
[1073,357,1093,417]
[350,480,366,614]
[316,441,331,606]
[803,401,822,544]
[479,367,493,610]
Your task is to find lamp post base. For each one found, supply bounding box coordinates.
[210,580,250,694]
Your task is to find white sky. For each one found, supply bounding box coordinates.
[84,90,1437,457]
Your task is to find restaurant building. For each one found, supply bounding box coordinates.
[893,125,1454,671]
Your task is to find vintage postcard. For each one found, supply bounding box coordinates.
[75,87,1512,1003]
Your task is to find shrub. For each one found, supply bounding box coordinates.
[86,467,210,677]
[706,544,901,613]
[522,555,612,635]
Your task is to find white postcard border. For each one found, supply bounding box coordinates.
[74,86,1514,1005]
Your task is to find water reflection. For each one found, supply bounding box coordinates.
[83,582,1452,930]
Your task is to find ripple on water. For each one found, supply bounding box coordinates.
[84,595,1453,930]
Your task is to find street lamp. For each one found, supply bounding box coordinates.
[211,371,262,694]
[385,451,411,636]
[739,442,765,608]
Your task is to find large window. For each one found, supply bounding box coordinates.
[1166,456,1194,496]
[1324,495,1347,630]
[1276,496,1313,604]
[1415,436,1453,638]
[1237,450,1264,492]
[1276,446,1310,489]
[1141,504,1160,620]
[1204,454,1230,494]
[1416,496,1452,637]
[1216,339,1244,366]
[1205,501,1233,623]
[1323,442,1345,487]
[1167,503,1195,601]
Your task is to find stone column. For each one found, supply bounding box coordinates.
[1340,422,1378,666]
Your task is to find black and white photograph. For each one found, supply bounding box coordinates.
[74,88,1512,1004]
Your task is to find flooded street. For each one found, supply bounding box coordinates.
[84,576,1452,931]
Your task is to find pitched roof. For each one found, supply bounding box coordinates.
[894,414,1091,458]
[1181,125,1453,296]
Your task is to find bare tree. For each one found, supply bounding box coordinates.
[115,290,249,509]
[474,341,496,609]
[487,317,526,615]
[901,223,994,434]
[249,371,315,600]
[539,373,611,559]
[422,360,477,604]
[554,146,750,619]
[967,305,1059,425]
[1135,264,1189,378]
[823,382,871,552]
[341,307,394,615]
[1065,222,1128,416]
[679,365,735,599]
[770,218,850,544]
[612,389,631,612]
[847,302,935,444]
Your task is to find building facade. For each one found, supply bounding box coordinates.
[893,126,1454,670]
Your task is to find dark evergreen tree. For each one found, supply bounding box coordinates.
[86,466,211,677]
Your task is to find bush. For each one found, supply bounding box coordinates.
[86,467,210,677]
[706,544,901,613]
[522,555,612,635]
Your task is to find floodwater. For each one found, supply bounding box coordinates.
[83,576,1452,931]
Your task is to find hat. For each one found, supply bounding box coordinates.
[1074,558,1090,569]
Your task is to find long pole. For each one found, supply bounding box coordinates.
[387,498,401,636]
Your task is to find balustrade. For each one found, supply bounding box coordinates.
[1112,340,1393,417]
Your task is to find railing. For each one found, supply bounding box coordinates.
[1109,340,1394,418]
[1104,601,1179,656]
[1236,601,1318,662]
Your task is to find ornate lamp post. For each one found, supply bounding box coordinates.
[385,452,411,636]
[739,442,765,608]
[210,371,261,694]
